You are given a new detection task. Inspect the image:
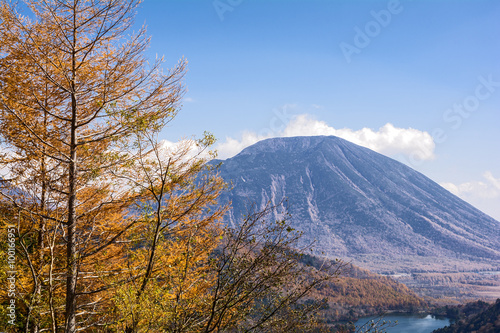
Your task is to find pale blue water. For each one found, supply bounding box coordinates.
[354,313,451,333]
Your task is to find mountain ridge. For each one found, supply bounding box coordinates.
[213,135,500,272]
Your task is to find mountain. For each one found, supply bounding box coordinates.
[213,136,500,275]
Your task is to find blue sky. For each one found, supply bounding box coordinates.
[135,0,500,220]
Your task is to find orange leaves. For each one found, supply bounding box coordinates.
[0,1,191,331]
[0,1,332,332]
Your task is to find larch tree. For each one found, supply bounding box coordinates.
[0,0,206,331]
[111,132,228,333]
[0,1,346,333]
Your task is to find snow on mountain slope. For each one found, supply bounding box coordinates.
[213,136,500,271]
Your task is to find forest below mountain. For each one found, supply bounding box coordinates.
[432,299,500,333]
[395,270,500,301]
[298,254,427,324]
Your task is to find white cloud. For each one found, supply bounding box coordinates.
[183,97,195,103]
[216,132,264,160]
[483,171,500,191]
[440,172,500,221]
[156,138,213,162]
[441,172,500,200]
[216,114,436,161]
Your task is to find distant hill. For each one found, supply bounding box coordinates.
[298,254,426,323]
[432,299,500,333]
[213,136,500,276]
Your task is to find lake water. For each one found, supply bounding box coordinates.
[354,313,451,333]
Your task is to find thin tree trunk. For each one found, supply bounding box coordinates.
[32,87,49,333]
[65,95,78,333]
[49,225,59,333]
[65,11,78,330]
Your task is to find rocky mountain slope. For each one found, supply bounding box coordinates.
[213,136,500,275]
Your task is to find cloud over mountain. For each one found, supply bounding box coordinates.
[441,171,500,221]
[216,114,435,161]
